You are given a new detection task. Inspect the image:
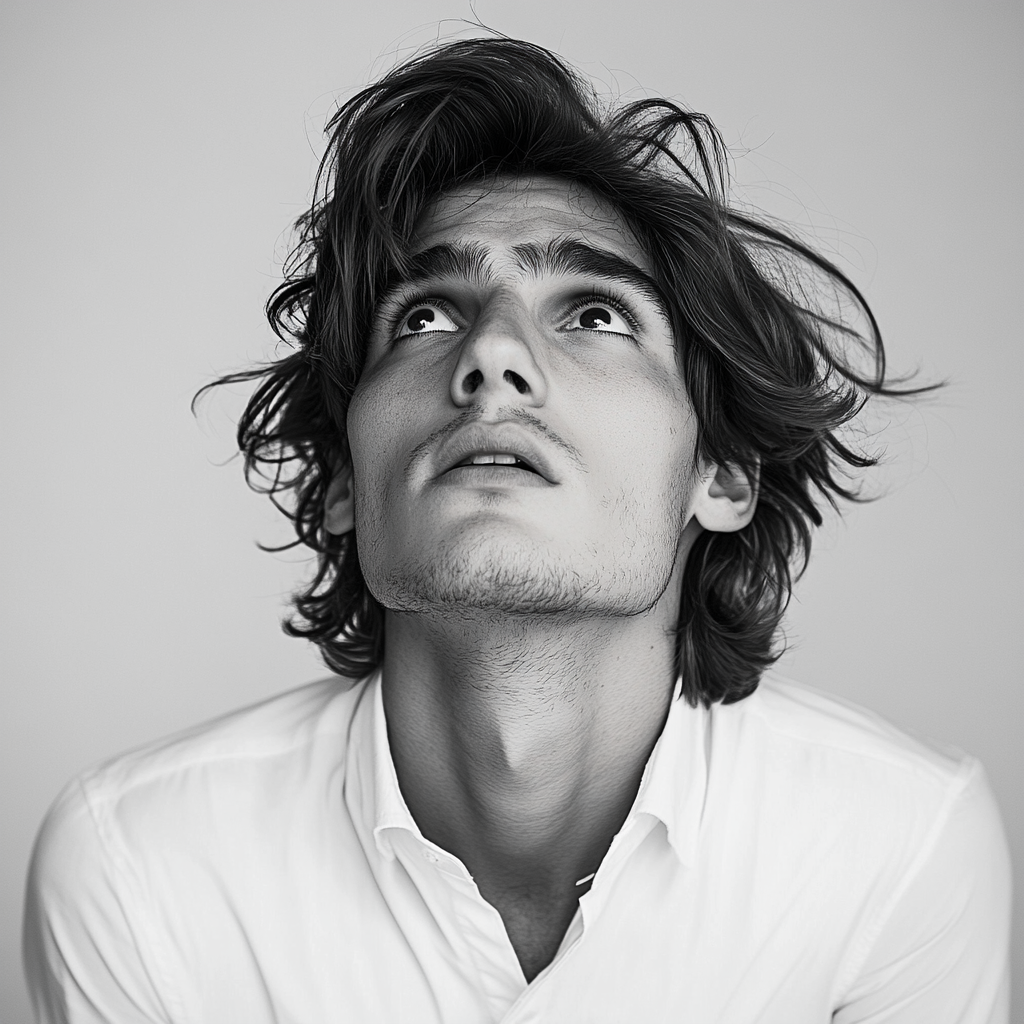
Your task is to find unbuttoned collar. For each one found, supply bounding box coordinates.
[629,678,710,867]
[351,671,709,868]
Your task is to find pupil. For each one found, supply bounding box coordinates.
[581,307,611,329]
[407,308,435,332]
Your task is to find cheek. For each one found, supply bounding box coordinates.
[346,382,404,578]
[603,422,696,546]
[345,386,378,487]
[346,360,450,544]
[345,386,402,538]
[346,366,413,484]
[582,365,695,488]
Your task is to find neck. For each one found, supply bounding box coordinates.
[381,603,678,895]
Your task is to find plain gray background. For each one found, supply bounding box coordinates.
[2,0,1020,1019]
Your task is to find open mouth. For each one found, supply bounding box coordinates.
[454,452,541,474]
[432,425,558,484]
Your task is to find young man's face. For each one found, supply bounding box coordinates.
[346,175,704,619]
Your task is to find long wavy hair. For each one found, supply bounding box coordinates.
[200,36,923,706]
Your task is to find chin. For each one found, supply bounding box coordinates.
[366,534,672,619]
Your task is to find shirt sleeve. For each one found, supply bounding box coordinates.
[833,759,1012,1024]
[23,779,178,1024]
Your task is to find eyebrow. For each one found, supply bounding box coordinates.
[513,238,668,313]
[388,241,492,290]
[382,237,669,316]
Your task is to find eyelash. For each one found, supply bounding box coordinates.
[563,291,641,335]
[383,294,460,339]
[382,289,642,339]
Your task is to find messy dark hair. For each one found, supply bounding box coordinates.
[201,35,922,706]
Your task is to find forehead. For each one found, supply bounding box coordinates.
[410,176,650,272]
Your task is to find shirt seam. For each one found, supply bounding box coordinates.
[78,776,191,1024]
[828,754,981,1009]
[748,680,967,782]
[81,679,367,801]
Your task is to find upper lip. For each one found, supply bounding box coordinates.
[433,423,559,483]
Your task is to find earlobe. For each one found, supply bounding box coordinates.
[692,460,759,534]
[324,464,355,535]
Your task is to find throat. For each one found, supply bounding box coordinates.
[379,609,677,979]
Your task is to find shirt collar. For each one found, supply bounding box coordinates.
[350,671,710,867]
[368,671,422,860]
[629,678,710,867]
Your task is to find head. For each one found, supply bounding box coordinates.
[341,173,755,634]
[210,36,909,705]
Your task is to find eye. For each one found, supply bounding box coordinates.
[394,302,460,339]
[564,300,636,337]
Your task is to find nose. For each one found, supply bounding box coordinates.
[449,306,548,409]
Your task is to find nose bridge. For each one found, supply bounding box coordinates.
[450,291,547,408]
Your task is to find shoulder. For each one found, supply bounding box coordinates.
[33,674,372,878]
[723,679,1013,1017]
[88,673,366,791]
[706,673,1006,890]
[94,673,367,778]
[25,674,376,1017]
[724,671,976,793]
[699,674,1010,1004]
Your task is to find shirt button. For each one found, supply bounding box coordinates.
[422,850,439,863]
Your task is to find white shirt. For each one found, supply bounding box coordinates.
[24,671,1011,1023]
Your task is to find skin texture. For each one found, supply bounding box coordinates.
[331,176,756,980]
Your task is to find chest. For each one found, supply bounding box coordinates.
[483,887,584,981]
[153,794,881,1023]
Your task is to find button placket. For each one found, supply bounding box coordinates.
[450,873,526,1009]
[402,838,526,1015]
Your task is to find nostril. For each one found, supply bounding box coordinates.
[461,369,484,394]
[503,370,529,395]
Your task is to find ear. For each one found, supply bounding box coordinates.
[691,460,759,533]
[324,463,354,535]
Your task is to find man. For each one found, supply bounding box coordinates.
[24,36,1010,1023]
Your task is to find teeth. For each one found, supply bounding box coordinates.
[470,453,518,465]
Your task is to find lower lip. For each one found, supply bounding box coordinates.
[437,465,552,487]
